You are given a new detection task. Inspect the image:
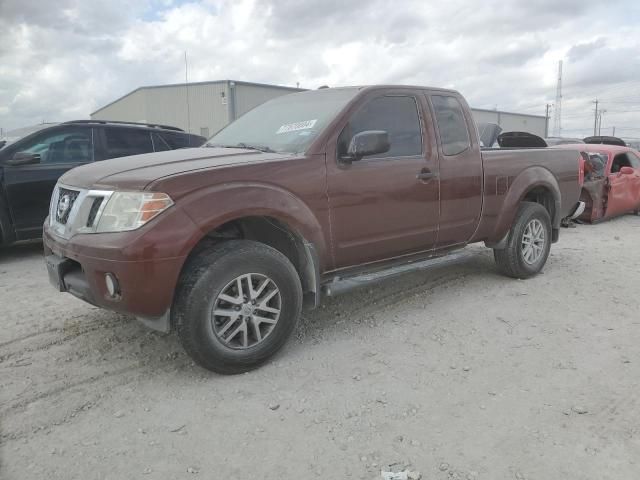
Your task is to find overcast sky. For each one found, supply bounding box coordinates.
[1,0,639,138]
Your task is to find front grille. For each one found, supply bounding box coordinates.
[86,197,104,227]
[55,188,80,225]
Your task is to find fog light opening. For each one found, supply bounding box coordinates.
[105,273,120,298]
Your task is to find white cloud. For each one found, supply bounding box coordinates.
[0,0,638,138]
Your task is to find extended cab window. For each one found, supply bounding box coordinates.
[431,95,471,156]
[12,127,93,164]
[338,96,422,158]
[105,128,153,158]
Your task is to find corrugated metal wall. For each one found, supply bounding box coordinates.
[470,109,548,137]
[144,83,229,137]
[92,89,147,124]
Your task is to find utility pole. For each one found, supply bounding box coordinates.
[553,60,563,136]
[593,99,599,136]
[598,110,606,135]
[612,126,616,136]
[184,51,191,137]
[545,103,552,137]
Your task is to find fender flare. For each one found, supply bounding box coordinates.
[176,182,328,304]
[487,167,561,246]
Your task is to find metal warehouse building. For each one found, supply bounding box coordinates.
[91,80,548,138]
[91,80,304,139]
[471,108,547,138]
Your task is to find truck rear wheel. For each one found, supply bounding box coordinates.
[173,240,302,374]
[494,202,552,279]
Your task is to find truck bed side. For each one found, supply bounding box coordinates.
[473,148,582,245]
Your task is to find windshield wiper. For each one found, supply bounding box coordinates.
[235,143,276,153]
[206,143,276,153]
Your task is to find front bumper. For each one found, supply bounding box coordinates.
[42,205,203,329]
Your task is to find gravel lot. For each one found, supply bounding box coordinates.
[1,215,639,480]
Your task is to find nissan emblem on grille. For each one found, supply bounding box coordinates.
[55,187,80,225]
[57,195,71,219]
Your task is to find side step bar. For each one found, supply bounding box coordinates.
[322,250,475,297]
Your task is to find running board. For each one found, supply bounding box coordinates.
[322,250,475,297]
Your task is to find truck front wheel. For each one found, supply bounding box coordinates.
[493,202,552,279]
[173,240,302,374]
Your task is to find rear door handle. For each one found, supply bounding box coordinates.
[417,169,438,181]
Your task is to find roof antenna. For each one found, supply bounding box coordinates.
[184,51,192,145]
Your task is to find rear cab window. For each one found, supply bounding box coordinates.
[430,95,471,156]
[338,95,423,158]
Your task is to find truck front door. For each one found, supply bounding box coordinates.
[428,94,483,247]
[326,91,440,268]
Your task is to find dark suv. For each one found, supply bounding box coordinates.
[0,120,205,245]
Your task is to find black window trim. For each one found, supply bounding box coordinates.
[336,93,425,163]
[428,93,472,157]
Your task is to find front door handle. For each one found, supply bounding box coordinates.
[417,169,438,181]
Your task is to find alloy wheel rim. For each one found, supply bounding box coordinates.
[521,219,545,265]
[211,273,281,349]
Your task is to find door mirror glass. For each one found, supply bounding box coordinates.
[6,152,41,166]
[347,130,390,161]
[620,166,634,175]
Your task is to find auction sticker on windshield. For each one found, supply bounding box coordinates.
[276,120,317,134]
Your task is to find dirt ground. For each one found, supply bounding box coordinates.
[1,216,639,480]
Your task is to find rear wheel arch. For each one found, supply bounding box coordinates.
[521,185,558,238]
[490,168,561,246]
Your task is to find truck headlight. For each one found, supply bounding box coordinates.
[95,192,173,233]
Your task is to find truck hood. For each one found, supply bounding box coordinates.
[60,147,291,190]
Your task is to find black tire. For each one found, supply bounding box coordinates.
[173,240,302,374]
[493,202,552,279]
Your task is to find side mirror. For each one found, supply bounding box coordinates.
[6,152,41,166]
[620,166,634,175]
[346,130,390,161]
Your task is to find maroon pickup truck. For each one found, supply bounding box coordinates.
[43,85,584,373]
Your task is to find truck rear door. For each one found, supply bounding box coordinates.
[325,89,440,268]
[427,94,483,247]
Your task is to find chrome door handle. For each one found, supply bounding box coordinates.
[417,169,438,180]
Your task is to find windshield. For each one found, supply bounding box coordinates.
[207,88,360,154]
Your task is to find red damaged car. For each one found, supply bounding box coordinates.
[553,144,640,222]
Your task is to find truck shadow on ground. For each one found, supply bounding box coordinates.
[0,240,43,263]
